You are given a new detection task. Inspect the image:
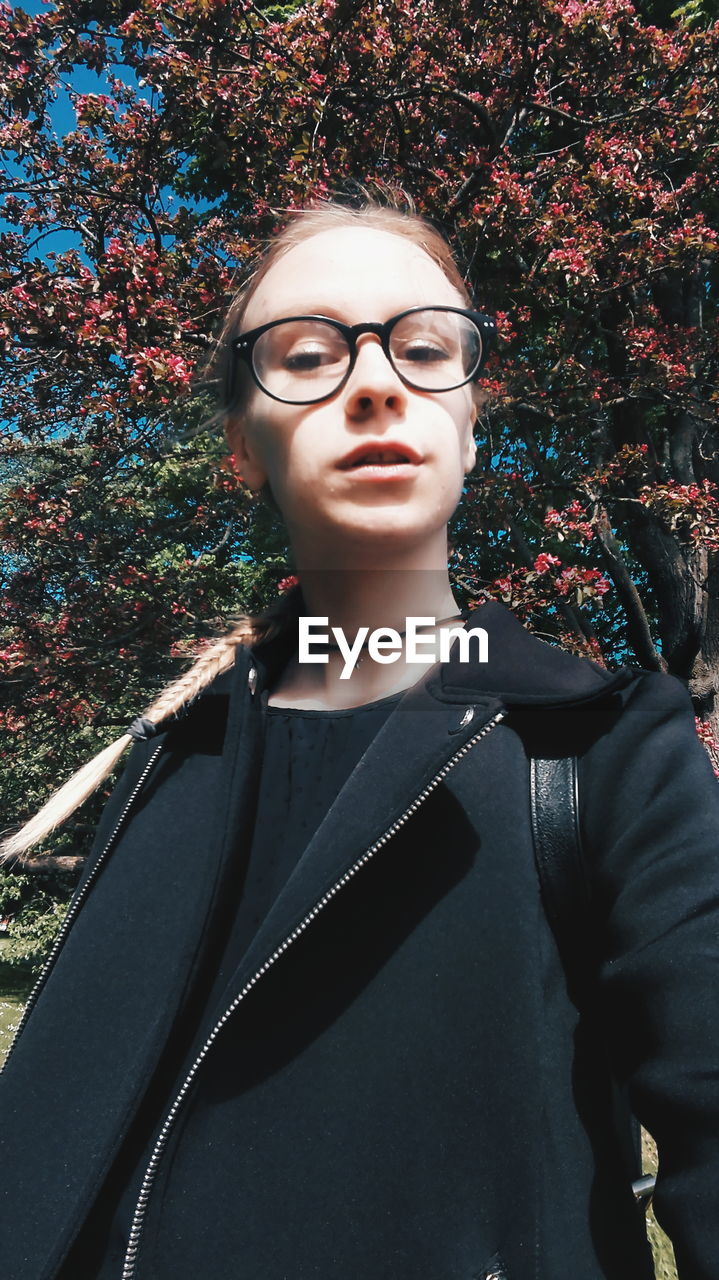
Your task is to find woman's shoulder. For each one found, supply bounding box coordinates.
[439,598,637,710]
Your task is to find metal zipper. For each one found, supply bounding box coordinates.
[1,741,165,1073]
[121,706,507,1279]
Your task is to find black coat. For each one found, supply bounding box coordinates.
[2,601,719,1280]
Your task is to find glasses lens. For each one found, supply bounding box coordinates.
[253,320,350,403]
[389,309,483,390]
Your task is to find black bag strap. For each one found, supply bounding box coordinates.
[529,754,653,1209]
[529,755,591,992]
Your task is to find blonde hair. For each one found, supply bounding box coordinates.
[1,184,476,863]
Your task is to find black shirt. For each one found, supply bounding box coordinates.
[60,690,402,1279]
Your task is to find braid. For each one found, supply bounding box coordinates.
[146,619,254,727]
[0,588,301,865]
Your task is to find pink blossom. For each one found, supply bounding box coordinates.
[534,553,562,574]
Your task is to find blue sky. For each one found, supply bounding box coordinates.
[4,2,169,262]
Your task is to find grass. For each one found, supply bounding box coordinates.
[0,942,34,1062]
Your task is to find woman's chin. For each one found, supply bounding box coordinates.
[293,513,448,567]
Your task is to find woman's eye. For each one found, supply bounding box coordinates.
[400,340,452,364]
[284,346,343,371]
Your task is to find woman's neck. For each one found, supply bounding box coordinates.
[289,524,458,628]
[298,567,460,640]
[267,563,465,711]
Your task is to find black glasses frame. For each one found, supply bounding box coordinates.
[229,305,497,406]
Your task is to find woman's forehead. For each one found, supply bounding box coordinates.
[242,226,464,329]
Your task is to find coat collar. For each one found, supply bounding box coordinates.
[244,598,634,710]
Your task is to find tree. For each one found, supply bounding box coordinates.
[2,0,718,965]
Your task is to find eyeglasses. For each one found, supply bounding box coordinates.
[229,306,497,406]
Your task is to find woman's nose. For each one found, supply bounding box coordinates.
[343,334,409,414]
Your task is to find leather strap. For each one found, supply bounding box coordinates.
[530,755,591,993]
[529,753,653,1209]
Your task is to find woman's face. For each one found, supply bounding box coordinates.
[226,226,480,564]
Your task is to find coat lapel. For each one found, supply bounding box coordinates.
[220,681,505,1001]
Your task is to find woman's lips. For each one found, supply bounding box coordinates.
[337,461,421,481]
[336,443,423,480]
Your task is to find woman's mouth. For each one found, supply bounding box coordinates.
[336,443,423,479]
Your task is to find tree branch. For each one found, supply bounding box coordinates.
[593,503,667,672]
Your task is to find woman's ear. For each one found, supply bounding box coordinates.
[225,415,268,491]
[464,384,489,473]
[463,429,477,475]
[462,396,479,474]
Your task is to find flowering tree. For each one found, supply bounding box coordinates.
[1,0,718,961]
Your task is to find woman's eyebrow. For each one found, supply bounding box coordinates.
[255,303,348,323]
[262,303,429,324]
[297,304,349,319]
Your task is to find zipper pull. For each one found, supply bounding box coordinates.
[448,705,476,734]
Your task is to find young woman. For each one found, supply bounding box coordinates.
[1,193,718,1280]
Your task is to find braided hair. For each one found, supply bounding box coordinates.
[0,589,302,863]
